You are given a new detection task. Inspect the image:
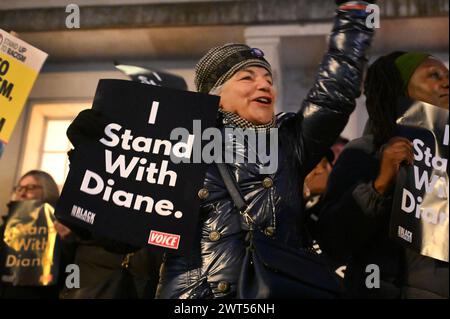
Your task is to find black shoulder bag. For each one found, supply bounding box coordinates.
[216,163,342,299]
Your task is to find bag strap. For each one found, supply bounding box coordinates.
[216,163,254,227]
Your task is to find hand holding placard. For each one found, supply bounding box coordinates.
[56,79,219,253]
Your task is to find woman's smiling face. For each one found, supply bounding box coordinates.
[408,58,449,109]
[219,66,276,124]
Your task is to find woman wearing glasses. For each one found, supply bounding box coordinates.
[0,170,74,298]
[11,170,59,203]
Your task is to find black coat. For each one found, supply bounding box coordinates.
[318,135,449,299]
[59,239,162,299]
[156,8,374,299]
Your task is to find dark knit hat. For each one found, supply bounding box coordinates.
[195,43,272,94]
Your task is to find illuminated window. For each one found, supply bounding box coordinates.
[20,102,89,190]
[40,120,73,187]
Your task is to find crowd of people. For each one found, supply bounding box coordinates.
[0,0,448,299]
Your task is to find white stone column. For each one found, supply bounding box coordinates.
[245,24,332,113]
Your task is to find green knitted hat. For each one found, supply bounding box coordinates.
[395,52,430,92]
[195,43,272,94]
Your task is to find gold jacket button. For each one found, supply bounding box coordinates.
[217,281,230,293]
[197,188,209,199]
[209,230,221,242]
[264,226,275,237]
[262,177,273,188]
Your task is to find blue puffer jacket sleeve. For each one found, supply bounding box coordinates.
[286,2,374,175]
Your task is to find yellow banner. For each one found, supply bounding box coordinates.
[0,30,48,144]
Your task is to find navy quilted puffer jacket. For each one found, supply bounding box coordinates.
[156,6,374,299]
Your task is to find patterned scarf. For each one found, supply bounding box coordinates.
[219,109,276,132]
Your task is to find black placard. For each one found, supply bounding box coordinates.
[55,79,219,253]
[390,100,449,262]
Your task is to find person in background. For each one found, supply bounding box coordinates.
[10,170,59,203]
[330,136,349,165]
[303,136,349,241]
[0,170,73,299]
[303,149,334,241]
[318,51,449,298]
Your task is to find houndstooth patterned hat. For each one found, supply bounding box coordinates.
[195,43,272,94]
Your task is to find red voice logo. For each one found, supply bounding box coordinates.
[148,230,180,249]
